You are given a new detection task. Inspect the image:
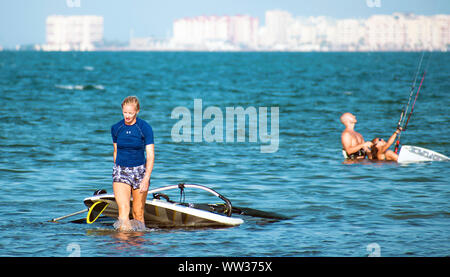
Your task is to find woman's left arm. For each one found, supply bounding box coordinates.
[382,129,401,152]
[140,144,155,193]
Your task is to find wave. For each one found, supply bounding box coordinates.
[55,84,105,91]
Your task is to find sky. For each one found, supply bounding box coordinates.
[0,0,449,47]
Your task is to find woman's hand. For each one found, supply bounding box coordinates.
[139,175,150,193]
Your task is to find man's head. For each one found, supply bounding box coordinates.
[340,112,357,127]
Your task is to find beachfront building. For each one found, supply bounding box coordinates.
[43,15,103,51]
[334,18,366,51]
[364,13,450,51]
[365,14,401,51]
[168,10,449,51]
[260,10,294,49]
[258,10,450,51]
[172,15,258,50]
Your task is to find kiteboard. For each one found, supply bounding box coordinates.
[397,145,449,163]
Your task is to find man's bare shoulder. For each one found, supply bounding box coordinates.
[341,129,354,138]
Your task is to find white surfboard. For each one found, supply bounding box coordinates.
[83,184,245,228]
[83,194,244,227]
[398,145,449,163]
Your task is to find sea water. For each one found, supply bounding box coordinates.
[0,51,448,257]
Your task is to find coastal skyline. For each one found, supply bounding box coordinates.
[1,0,450,48]
[39,12,449,52]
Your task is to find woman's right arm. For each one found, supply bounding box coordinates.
[113,143,117,164]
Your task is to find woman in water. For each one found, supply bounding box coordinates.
[111,96,155,231]
[370,127,402,162]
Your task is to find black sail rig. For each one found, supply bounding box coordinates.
[153,183,290,221]
[55,183,290,225]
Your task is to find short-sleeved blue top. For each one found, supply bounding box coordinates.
[111,117,154,167]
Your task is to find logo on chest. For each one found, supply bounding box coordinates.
[126,131,132,135]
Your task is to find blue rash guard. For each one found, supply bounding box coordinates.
[111,117,154,167]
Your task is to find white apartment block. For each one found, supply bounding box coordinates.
[276,11,450,51]
[171,11,449,51]
[263,10,294,47]
[44,15,103,51]
[172,15,258,50]
[347,13,450,51]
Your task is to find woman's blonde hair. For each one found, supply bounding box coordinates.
[121,96,140,111]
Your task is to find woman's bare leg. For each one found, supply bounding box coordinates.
[385,150,399,161]
[131,188,148,223]
[113,182,132,230]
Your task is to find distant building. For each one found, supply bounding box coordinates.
[263,10,293,48]
[172,15,258,50]
[43,15,103,51]
[129,37,170,51]
[268,11,450,51]
[39,11,450,52]
[170,11,450,51]
[229,15,259,48]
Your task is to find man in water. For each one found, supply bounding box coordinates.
[340,112,372,160]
